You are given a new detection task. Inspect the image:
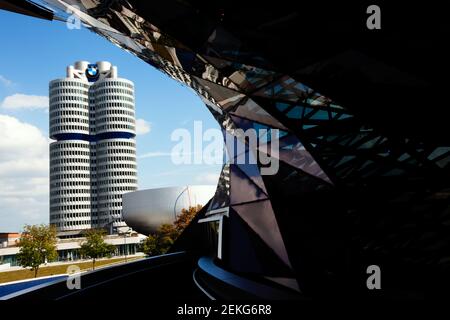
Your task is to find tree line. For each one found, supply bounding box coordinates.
[13,205,201,277]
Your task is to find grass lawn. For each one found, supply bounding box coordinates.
[0,256,143,284]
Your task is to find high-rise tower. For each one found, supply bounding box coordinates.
[49,61,137,233]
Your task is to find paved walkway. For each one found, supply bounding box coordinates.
[0,275,67,298]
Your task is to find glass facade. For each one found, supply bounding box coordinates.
[5,0,450,297]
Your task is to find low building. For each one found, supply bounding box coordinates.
[0,233,20,248]
[0,231,146,268]
[122,185,216,235]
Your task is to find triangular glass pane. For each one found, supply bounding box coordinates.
[347,133,370,147]
[334,155,356,168]
[357,136,381,149]
[259,135,332,184]
[436,155,450,168]
[233,99,287,130]
[286,106,303,119]
[310,109,329,120]
[232,200,292,269]
[275,102,290,112]
[397,153,410,162]
[236,159,268,195]
[337,113,353,120]
[330,103,344,110]
[194,76,245,110]
[428,147,450,160]
[230,165,268,205]
[303,107,315,118]
[254,76,307,102]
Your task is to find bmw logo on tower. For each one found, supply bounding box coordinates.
[85,63,99,81]
[49,61,136,233]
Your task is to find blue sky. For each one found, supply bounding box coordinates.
[0,10,222,231]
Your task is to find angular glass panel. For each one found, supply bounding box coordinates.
[302,124,318,130]
[233,99,287,130]
[330,103,344,110]
[275,102,290,112]
[223,128,249,161]
[307,93,330,106]
[286,106,303,119]
[229,165,268,205]
[405,158,419,166]
[359,160,375,170]
[347,133,370,147]
[428,147,450,160]
[259,135,332,184]
[334,156,356,168]
[378,152,390,157]
[303,107,316,117]
[204,26,270,67]
[309,109,330,120]
[227,65,278,92]
[258,127,289,144]
[254,76,307,102]
[436,155,450,168]
[194,76,245,110]
[232,200,292,268]
[358,136,381,149]
[336,113,353,120]
[397,153,411,161]
[294,82,313,93]
[253,122,270,136]
[229,114,253,132]
[336,136,354,146]
[236,160,268,195]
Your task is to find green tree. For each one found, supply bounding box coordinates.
[17,224,58,278]
[140,234,158,256]
[174,204,202,233]
[141,205,202,256]
[141,224,177,256]
[80,229,115,270]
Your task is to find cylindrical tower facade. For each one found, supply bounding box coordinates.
[49,78,91,231]
[93,78,137,230]
[49,61,137,233]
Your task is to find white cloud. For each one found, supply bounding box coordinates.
[0,115,49,231]
[0,115,49,162]
[136,118,151,135]
[195,172,220,185]
[0,75,13,87]
[1,93,49,111]
[138,151,172,159]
